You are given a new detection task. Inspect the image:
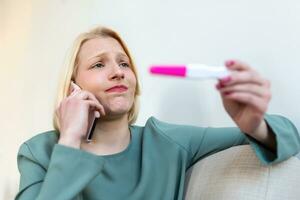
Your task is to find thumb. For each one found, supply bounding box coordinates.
[94,110,100,118]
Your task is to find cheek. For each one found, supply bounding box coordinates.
[88,73,108,91]
[78,70,106,87]
[128,72,137,90]
[82,81,108,104]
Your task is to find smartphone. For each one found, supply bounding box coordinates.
[71,81,97,143]
[86,117,97,143]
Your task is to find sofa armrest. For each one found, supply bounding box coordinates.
[184,145,300,200]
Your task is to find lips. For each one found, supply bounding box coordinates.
[105,85,128,93]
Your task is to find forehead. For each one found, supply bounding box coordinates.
[77,37,126,61]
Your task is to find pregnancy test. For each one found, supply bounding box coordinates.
[149,64,230,79]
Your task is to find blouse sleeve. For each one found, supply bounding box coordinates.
[15,143,105,200]
[188,114,300,166]
[151,114,300,167]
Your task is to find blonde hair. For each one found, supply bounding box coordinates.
[52,26,141,132]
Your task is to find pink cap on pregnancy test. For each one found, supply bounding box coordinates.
[149,64,229,79]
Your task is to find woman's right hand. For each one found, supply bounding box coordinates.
[56,81,105,148]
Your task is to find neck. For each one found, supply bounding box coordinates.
[90,114,130,146]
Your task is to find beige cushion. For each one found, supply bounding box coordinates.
[184,145,300,200]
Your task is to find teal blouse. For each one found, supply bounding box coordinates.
[15,115,300,200]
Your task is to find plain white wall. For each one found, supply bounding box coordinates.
[1,0,300,198]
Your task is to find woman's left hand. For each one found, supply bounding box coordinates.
[216,60,272,135]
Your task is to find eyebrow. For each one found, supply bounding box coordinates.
[87,52,129,61]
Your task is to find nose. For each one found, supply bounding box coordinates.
[109,63,125,80]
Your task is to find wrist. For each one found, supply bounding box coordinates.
[58,136,81,149]
[250,120,268,139]
[248,120,277,152]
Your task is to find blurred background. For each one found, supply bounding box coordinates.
[1,0,300,198]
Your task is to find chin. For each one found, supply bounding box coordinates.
[103,97,134,117]
[106,102,132,115]
[103,109,130,121]
[110,108,130,115]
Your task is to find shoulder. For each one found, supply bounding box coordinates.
[18,130,59,169]
[24,130,59,146]
[143,116,207,151]
[144,116,207,135]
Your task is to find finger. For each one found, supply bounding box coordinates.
[223,92,268,113]
[85,100,106,116]
[70,81,81,92]
[87,99,106,116]
[71,81,81,90]
[68,81,81,96]
[68,88,81,97]
[68,84,74,96]
[225,59,251,71]
[218,71,265,87]
[71,90,106,116]
[76,90,98,102]
[218,83,266,98]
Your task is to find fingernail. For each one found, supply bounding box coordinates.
[220,76,231,84]
[216,82,224,89]
[70,82,75,90]
[69,86,74,94]
[225,60,235,67]
[224,91,231,95]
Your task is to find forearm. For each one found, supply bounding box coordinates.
[16,144,105,200]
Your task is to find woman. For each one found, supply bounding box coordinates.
[16,26,300,200]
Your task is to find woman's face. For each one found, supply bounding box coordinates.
[74,37,136,119]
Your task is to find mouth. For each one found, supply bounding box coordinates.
[105,85,128,93]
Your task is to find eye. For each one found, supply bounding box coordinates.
[119,62,130,68]
[92,62,104,68]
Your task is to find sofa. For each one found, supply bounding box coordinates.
[184,145,300,200]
